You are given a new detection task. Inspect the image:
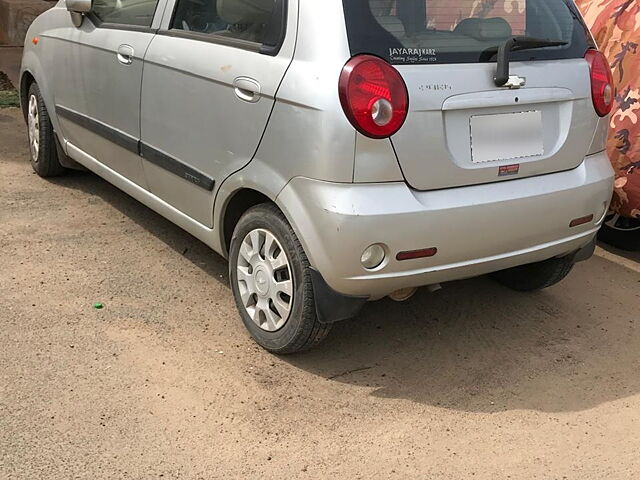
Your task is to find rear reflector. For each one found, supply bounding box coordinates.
[570,215,594,228]
[396,248,438,261]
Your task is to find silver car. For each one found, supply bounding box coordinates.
[21,0,615,353]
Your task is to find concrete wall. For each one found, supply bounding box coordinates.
[0,0,55,46]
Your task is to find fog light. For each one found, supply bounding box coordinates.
[361,244,386,270]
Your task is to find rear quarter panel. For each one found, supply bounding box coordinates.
[576,0,640,218]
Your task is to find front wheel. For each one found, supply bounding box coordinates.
[229,204,331,354]
[26,82,66,177]
[490,256,574,292]
[598,214,640,251]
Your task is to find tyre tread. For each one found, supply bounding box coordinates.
[598,224,640,251]
[230,203,331,354]
[28,83,66,178]
[490,256,575,292]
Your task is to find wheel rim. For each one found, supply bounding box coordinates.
[604,214,640,232]
[27,94,40,162]
[236,228,294,332]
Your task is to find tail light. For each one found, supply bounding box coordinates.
[585,49,614,117]
[338,55,409,139]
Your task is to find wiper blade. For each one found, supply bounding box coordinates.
[487,36,568,87]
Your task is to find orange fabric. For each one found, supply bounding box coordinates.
[576,0,640,218]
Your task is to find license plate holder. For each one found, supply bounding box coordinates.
[470,111,544,163]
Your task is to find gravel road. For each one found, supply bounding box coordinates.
[1,107,639,479]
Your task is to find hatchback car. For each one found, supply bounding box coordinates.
[21,0,614,353]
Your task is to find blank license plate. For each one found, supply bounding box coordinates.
[470,111,544,163]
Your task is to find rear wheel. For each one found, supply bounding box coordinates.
[26,82,66,177]
[229,204,331,354]
[598,214,640,251]
[490,256,574,292]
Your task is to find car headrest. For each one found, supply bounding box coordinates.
[216,0,273,25]
[376,16,406,39]
[454,17,512,41]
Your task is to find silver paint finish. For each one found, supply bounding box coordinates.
[391,60,598,191]
[21,3,70,140]
[138,0,298,226]
[276,151,614,298]
[353,133,403,183]
[52,23,155,188]
[65,0,92,13]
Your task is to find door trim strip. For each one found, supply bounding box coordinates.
[55,105,215,191]
[56,105,139,154]
[140,143,215,191]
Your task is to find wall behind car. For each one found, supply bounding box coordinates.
[577,0,640,219]
[0,0,55,46]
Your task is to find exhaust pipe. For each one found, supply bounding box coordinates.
[388,287,418,302]
[388,284,442,302]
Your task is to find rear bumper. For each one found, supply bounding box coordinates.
[276,152,614,298]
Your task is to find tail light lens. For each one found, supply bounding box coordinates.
[339,55,409,139]
[585,49,614,117]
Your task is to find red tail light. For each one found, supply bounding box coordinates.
[585,49,614,117]
[338,55,409,139]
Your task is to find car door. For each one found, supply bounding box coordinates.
[53,0,165,187]
[139,0,295,227]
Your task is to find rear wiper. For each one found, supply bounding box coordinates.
[485,36,568,87]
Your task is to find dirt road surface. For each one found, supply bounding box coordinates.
[1,107,639,479]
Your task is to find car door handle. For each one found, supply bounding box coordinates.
[233,77,261,103]
[117,44,134,65]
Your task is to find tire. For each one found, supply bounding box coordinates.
[26,82,66,177]
[229,203,331,354]
[598,214,640,251]
[490,256,575,292]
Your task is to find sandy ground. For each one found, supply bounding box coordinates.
[1,106,639,479]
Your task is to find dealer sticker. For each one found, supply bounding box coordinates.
[499,164,520,177]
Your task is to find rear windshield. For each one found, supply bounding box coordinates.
[342,0,594,65]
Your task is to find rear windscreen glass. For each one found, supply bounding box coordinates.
[342,0,593,65]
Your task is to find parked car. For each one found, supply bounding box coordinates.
[577,0,640,251]
[21,0,614,353]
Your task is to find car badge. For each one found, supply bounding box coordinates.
[504,75,527,89]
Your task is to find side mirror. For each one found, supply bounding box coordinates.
[66,0,92,27]
[66,0,92,13]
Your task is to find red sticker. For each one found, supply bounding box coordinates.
[499,164,520,177]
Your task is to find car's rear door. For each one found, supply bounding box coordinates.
[343,0,598,191]
[53,0,164,187]
[139,0,295,227]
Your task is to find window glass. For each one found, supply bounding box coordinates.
[342,0,592,65]
[171,0,278,45]
[92,0,160,27]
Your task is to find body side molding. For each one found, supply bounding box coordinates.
[55,105,215,191]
